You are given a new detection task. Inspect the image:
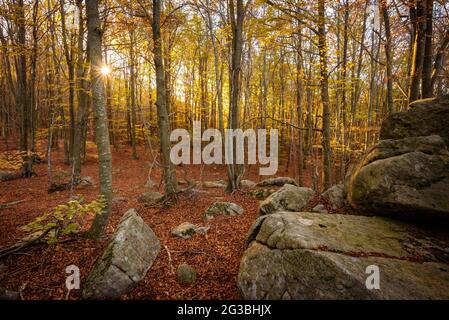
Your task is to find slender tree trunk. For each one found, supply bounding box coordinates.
[152,0,178,196]
[318,0,331,191]
[129,30,138,159]
[226,0,246,192]
[351,0,369,120]
[337,1,349,181]
[86,0,113,239]
[60,0,76,164]
[431,29,449,94]
[381,0,394,115]
[421,0,433,98]
[73,0,89,182]
[409,0,426,103]
[295,31,304,186]
[17,0,33,177]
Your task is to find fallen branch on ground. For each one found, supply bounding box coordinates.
[0,199,26,210]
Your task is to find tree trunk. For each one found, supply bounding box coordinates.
[226,0,246,193]
[409,0,426,103]
[318,0,331,191]
[129,30,138,159]
[421,0,433,98]
[86,0,113,239]
[152,0,178,196]
[381,0,394,115]
[73,0,89,182]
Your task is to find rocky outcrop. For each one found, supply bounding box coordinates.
[380,96,449,147]
[259,184,314,216]
[345,135,449,220]
[238,212,449,300]
[258,177,298,187]
[82,209,160,299]
[204,202,244,221]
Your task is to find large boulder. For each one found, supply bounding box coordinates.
[345,135,449,220]
[238,212,449,300]
[82,209,160,299]
[259,184,314,216]
[380,96,449,147]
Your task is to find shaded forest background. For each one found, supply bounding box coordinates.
[0,0,448,231]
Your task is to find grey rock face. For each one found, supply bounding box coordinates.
[345,135,449,220]
[380,96,449,146]
[238,212,449,300]
[321,184,345,209]
[82,209,160,299]
[259,184,314,216]
[312,204,328,214]
[204,202,244,221]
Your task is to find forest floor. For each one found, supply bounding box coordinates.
[0,140,346,300]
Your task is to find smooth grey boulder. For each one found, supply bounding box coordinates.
[321,184,345,209]
[238,212,449,300]
[259,184,314,216]
[258,177,298,187]
[82,209,160,299]
[380,95,449,147]
[204,202,244,221]
[345,135,449,220]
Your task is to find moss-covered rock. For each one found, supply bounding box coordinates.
[204,202,244,221]
[238,212,449,300]
[380,95,449,146]
[345,135,449,221]
[171,222,198,239]
[176,264,197,285]
[259,184,314,216]
[82,209,160,299]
